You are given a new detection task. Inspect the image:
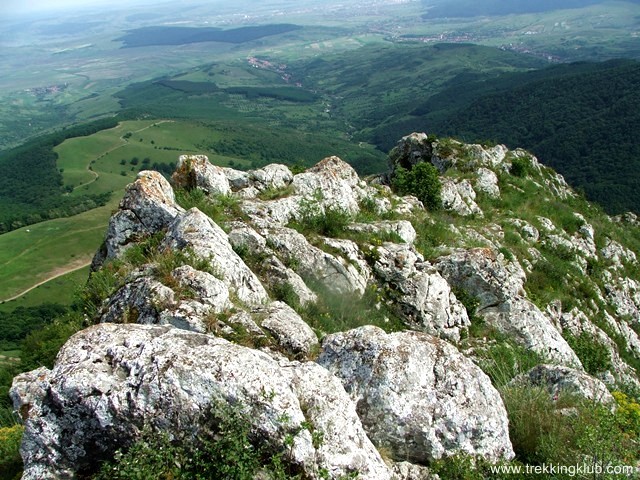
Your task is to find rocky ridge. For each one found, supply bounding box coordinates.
[11,133,640,478]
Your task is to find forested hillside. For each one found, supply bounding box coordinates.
[433,60,640,214]
[298,48,640,214]
[0,119,118,233]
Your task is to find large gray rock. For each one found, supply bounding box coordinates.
[95,171,184,266]
[172,154,231,196]
[250,163,294,191]
[441,178,483,217]
[373,244,469,341]
[292,156,368,215]
[510,364,614,405]
[318,326,514,463]
[253,301,319,360]
[12,324,392,480]
[475,167,500,199]
[163,208,269,306]
[267,226,369,296]
[436,248,582,367]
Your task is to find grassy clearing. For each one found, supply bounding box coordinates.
[0,195,118,302]
[0,266,89,312]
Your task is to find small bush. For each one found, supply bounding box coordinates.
[289,201,352,238]
[478,340,543,388]
[257,185,295,201]
[298,283,404,336]
[0,425,23,480]
[175,188,244,229]
[95,397,299,480]
[510,156,532,178]
[564,331,612,375]
[391,162,441,211]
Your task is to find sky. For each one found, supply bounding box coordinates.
[2,0,162,16]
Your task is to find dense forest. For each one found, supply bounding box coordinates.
[333,54,640,214]
[0,118,118,233]
[432,60,640,214]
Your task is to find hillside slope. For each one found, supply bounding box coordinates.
[9,134,640,478]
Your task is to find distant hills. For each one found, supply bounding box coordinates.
[422,0,625,18]
[293,44,640,214]
[117,24,302,48]
[432,59,640,214]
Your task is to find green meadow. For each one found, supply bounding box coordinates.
[0,196,118,303]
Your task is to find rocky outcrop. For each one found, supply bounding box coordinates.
[318,326,514,463]
[163,208,269,306]
[441,178,483,217]
[252,301,318,359]
[172,154,231,196]
[266,227,370,296]
[510,364,614,405]
[436,248,582,367]
[13,132,640,478]
[373,244,470,341]
[93,171,184,267]
[12,324,392,480]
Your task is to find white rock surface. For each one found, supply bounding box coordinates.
[12,324,392,480]
[163,208,269,306]
[172,154,231,195]
[318,326,514,463]
[436,248,582,367]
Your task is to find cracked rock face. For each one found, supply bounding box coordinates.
[318,326,514,463]
[11,324,392,480]
[436,248,582,367]
[511,364,614,405]
[163,208,269,306]
[94,171,184,267]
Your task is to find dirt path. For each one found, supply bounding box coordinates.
[0,259,92,303]
[73,119,174,192]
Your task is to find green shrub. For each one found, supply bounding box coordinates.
[20,313,83,370]
[478,341,543,388]
[257,185,295,201]
[175,188,244,229]
[0,425,23,480]
[391,162,441,211]
[288,201,352,238]
[94,397,299,480]
[564,331,612,375]
[510,157,532,178]
[298,283,404,336]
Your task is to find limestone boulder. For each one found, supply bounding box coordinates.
[171,154,231,196]
[511,364,614,405]
[318,326,514,463]
[95,171,183,266]
[163,208,269,306]
[373,243,469,341]
[436,248,582,367]
[12,324,392,480]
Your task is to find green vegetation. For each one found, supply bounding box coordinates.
[94,397,299,480]
[0,194,117,302]
[391,163,442,211]
[0,118,118,233]
[433,60,640,214]
[564,331,612,376]
[175,189,245,230]
[0,424,23,480]
[288,201,352,238]
[297,283,405,338]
